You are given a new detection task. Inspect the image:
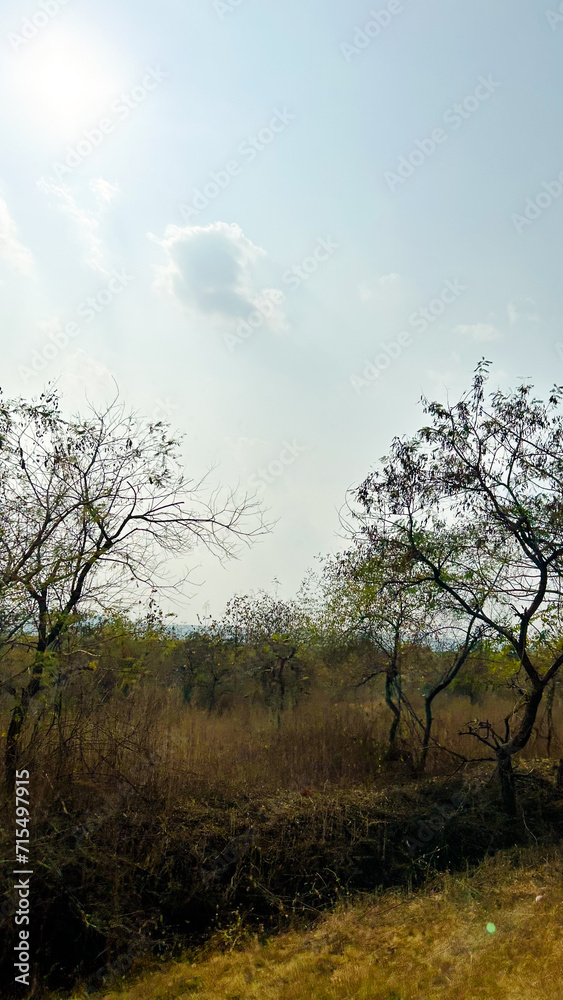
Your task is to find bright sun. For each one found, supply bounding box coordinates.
[12,33,119,138]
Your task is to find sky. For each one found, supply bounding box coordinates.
[1,0,562,620]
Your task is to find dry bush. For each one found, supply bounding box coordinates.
[2,680,561,817]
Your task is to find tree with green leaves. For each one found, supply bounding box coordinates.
[308,550,484,770]
[0,389,267,787]
[217,590,310,725]
[348,361,563,812]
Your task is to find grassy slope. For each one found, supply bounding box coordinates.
[63,846,563,1000]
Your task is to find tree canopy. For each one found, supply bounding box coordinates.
[347,361,563,810]
[0,388,267,785]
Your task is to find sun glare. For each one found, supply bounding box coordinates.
[12,32,119,138]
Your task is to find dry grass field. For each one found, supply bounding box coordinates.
[58,846,563,1000]
[29,687,555,806]
[2,685,562,997]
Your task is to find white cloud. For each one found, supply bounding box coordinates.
[454,323,502,342]
[150,221,286,330]
[359,272,401,301]
[57,348,118,401]
[0,197,33,274]
[507,299,540,326]
[90,177,119,205]
[38,179,108,275]
[225,435,268,461]
[425,367,460,388]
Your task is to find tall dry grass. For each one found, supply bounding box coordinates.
[1,678,561,995]
[5,685,561,816]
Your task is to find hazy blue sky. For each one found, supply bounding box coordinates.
[1,0,562,618]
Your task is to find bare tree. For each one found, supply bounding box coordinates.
[0,389,268,786]
[348,361,563,813]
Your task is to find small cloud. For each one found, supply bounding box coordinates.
[425,367,459,387]
[90,178,119,205]
[225,435,268,460]
[37,316,62,338]
[59,348,117,398]
[38,179,108,275]
[507,301,518,326]
[507,299,540,326]
[454,323,501,342]
[0,197,33,274]
[150,221,286,331]
[359,272,401,301]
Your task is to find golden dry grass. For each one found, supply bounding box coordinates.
[63,846,563,1000]
[68,688,560,800]
[6,685,560,812]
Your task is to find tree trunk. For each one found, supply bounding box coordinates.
[490,685,545,813]
[276,656,289,729]
[545,679,556,757]
[385,671,401,760]
[5,704,25,791]
[418,695,433,776]
[5,629,48,792]
[417,629,478,776]
[495,746,517,816]
[5,673,41,791]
